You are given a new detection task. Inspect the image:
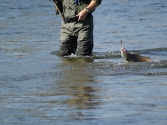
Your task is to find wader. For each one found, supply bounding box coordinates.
[59,0,94,56]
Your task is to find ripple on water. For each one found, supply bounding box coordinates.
[1,0,167,124]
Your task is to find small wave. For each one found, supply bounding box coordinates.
[137,72,167,76]
[0,72,59,82]
[128,47,167,56]
[105,60,167,76]
[51,47,167,60]
[115,60,167,68]
[50,51,121,59]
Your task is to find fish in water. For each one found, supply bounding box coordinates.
[120,46,152,62]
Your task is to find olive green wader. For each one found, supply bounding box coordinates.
[59,0,93,56]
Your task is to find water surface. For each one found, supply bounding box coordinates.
[0,0,167,125]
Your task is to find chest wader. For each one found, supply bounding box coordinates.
[59,0,93,56]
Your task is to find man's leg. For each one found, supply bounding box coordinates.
[59,23,77,56]
[76,15,94,56]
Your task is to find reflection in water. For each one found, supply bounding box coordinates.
[51,58,102,119]
[56,58,101,116]
[1,0,167,124]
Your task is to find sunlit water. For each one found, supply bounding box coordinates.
[0,0,167,125]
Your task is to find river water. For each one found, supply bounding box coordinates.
[0,0,167,125]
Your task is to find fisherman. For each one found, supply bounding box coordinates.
[53,0,102,56]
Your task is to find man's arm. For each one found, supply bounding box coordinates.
[76,0,99,21]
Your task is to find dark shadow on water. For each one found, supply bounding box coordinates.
[58,56,102,115]
[60,57,94,63]
[38,56,103,120]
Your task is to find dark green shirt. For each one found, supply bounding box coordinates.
[55,0,102,15]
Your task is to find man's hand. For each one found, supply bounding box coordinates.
[76,9,88,21]
[76,1,98,21]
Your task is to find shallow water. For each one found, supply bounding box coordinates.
[0,0,167,125]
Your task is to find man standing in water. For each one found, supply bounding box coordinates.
[54,0,102,56]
